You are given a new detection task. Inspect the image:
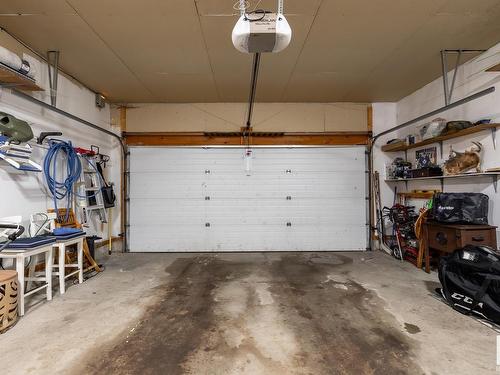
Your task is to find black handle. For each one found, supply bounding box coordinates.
[37,131,62,144]
[436,232,447,245]
[472,236,485,242]
[0,224,25,241]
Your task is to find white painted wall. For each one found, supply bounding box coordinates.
[372,102,398,210]
[125,103,369,132]
[373,43,500,247]
[0,30,121,240]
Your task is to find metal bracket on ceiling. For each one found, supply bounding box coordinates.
[278,0,284,14]
[238,0,246,15]
[238,0,284,15]
[47,50,60,107]
[440,49,486,106]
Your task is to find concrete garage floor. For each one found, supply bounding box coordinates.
[0,251,496,374]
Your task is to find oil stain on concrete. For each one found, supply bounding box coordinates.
[404,323,422,334]
[75,253,423,375]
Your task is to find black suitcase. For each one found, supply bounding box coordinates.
[438,245,500,324]
[432,192,489,224]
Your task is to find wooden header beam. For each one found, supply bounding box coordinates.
[123,131,371,146]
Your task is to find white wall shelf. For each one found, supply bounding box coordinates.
[0,63,43,91]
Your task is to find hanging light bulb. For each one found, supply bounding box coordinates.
[244,148,252,176]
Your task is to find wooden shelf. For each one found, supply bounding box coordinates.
[0,63,43,91]
[486,63,500,72]
[386,172,500,182]
[397,191,436,199]
[386,172,500,192]
[381,123,500,152]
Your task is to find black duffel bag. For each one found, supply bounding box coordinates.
[432,192,489,224]
[438,245,500,324]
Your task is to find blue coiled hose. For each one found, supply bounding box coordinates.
[43,140,82,222]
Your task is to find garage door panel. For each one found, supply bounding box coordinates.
[130,199,364,226]
[130,148,210,172]
[206,172,365,199]
[205,199,365,225]
[130,224,366,252]
[207,148,364,172]
[130,224,209,252]
[130,198,364,226]
[247,148,365,171]
[131,172,365,200]
[130,148,365,173]
[206,226,291,251]
[129,199,206,225]
[129,147,367,252]
[282,200,366,224]
[130,172,207,198]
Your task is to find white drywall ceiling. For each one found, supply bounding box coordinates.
[1,0,500,103]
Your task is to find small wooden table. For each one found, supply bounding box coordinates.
[420,221,498,273]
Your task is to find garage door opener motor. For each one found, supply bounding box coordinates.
[232,0,291,54]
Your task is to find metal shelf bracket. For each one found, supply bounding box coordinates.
[440,49,486,105]
[47,50,60,107]
[491,127,497,150]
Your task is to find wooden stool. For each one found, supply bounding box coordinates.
[0,270,19,333]
[48,209,101,274]
[52,235,84,294]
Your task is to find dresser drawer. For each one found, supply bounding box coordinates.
[427,224,498,253]
[457,229,497,248]
[428,227,457,252]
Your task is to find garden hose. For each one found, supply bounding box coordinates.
[43,140,82,222]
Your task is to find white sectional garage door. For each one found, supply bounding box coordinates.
[128,147,367,252]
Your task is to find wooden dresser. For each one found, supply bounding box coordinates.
[421,221,498,272]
